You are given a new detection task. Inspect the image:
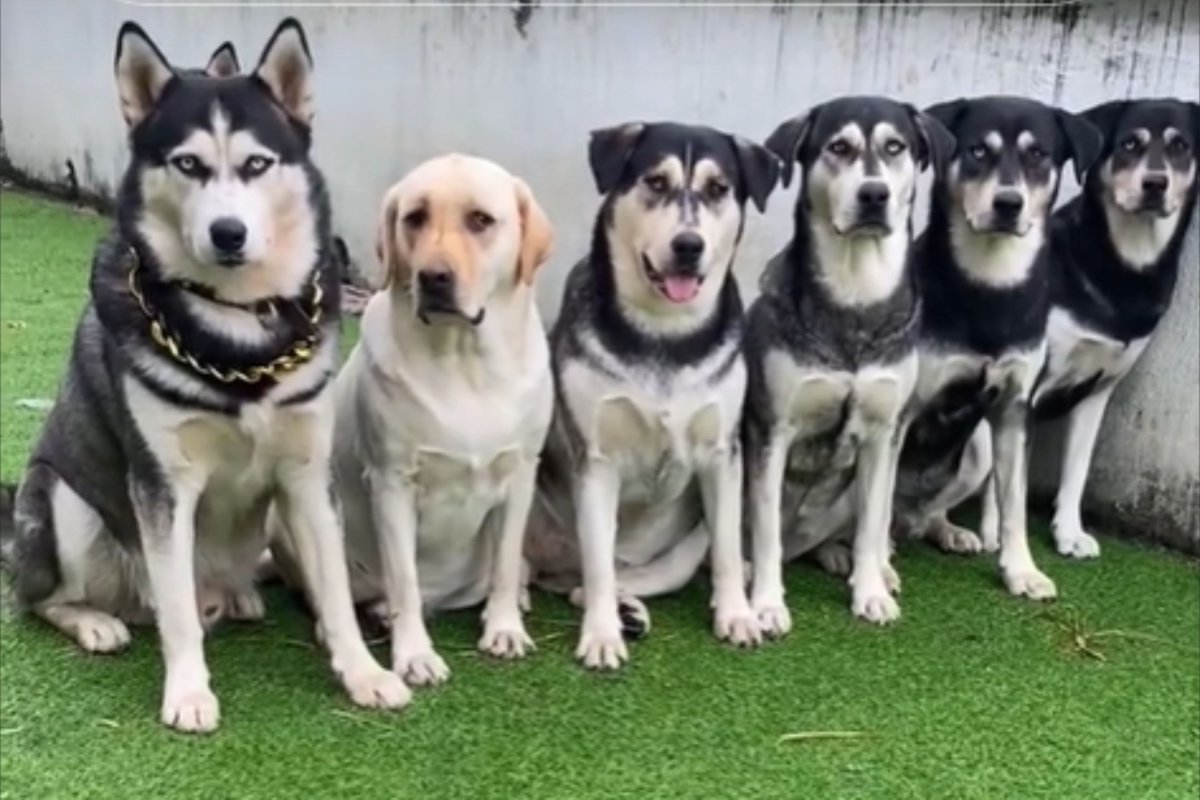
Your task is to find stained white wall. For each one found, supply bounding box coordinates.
[1,0,1197,550]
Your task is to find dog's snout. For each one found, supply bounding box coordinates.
[1141,174,1169,196]
[418,269,455,297]
[670,231,705,265]
[991,191,1025,219]
[209,217,247,255]
[857,183,890,209]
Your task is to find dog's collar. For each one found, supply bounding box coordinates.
[171,277,283,318]
[123,244,325,385]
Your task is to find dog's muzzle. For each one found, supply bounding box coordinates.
[209,217,247,267]
[849,183,892,233]
[1138,174,1169,214]
[416,270,484,326]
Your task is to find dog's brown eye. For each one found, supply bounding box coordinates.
[466,210,495,233]
[1167,137,1190,155]
[827,140,852,157]
[403,208,428,228]
[705,180,730,201]
[884,140,906,157]
[643,175,669,194]
[170,155,203,177]
[1026,145,1047,160]
[1121,137,1140,153]
[242,155,274,178]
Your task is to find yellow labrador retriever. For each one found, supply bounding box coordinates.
[331,155,554,685]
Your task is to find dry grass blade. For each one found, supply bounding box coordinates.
[94,719,120,729]
[777,731,871,745]
[0,727,24,736]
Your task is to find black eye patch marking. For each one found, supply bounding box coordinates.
[169,154,211,181]
[238,154,275,180]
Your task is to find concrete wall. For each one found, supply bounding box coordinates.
[1,0,1197,551]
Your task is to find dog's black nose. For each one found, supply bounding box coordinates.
[418,269,455,296]
[209,217,247,254]
[670,231,705,264]
[992,191,1025,219]
[1142,174,1169,196]
[857,182,890,209]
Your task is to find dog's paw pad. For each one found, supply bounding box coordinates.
[478,626,535,660]
[74,612,132,654]
[1056,531,1101,560]
[162,688,220,734]
[576,627,628,671]
[397,651,450,686]
[618,599,651,640]
[1004,568,1058,600]
[754,603,793,639]
[853,592,901,625]
[345,667,411,709]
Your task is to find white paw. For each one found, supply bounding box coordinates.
[714,602,762,648]
[883,564,902,596]
[225,588,266,621]
[518,586,532,614]
[576,619,628,670]
[1056,530,1101,560]
[478,622,535,660]
[814,542,853,577]
[1003,567,1058,600]
[981,534,1000,554]
[161,687,220,734]
[343,665,412,709]
[852,586,901,625]
[73,612,131,654]
[752,602,792,639]
[395,649,451,686]
[933,523,983,555]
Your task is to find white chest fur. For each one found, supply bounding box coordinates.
[1033,307,1149,403]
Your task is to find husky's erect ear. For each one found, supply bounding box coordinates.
[114,22,175,128]
[204,41,240,78]
[764,107,820,190]
[253,18,313,124]
[1056,108,1104,183]
[729,135,780,212]
[514,178,554,286]
[906,105,956,175]
[375,185,406,289]
[587,123,645,195]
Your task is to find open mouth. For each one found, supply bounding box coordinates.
[641,254,703,304]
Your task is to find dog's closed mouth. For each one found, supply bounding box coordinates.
[641,254,703,304]
[417,304,486,327]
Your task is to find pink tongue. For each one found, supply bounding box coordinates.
[662,274,700,303]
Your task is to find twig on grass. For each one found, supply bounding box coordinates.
[94,719,120,730]
[1037,605,1189,662]
[0,727,23,736]
[777,731,871,745]
[331,709,396,731]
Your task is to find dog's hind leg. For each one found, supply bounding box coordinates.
[917,422,993,555]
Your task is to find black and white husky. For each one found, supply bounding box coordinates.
[525,122,779,668]
[743,97,953,630]
[893,96,1101,600]
[1032,99,1199,558]
[0,19,407,733]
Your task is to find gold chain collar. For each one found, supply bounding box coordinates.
[125,246,325,385]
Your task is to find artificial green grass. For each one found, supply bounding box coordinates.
[1,190,1198,799]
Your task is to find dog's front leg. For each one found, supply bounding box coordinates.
[991,403,1056,599]
[367,475,449,685]
[1051,385,1115,559]
[276,467,411,708]
[479,460,537,660]
[701,448,761,647]
[131,477,217,734]
[575,458,626,670]
[850,427,902,624]
[747,430,792,638]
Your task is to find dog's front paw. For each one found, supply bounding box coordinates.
[161,686,220,734]
[931,522,983,555]
[576,618,628,671]
[225,587,266,621]
[1003,567,1058,600]
[883,564,902,596]
[1055,528,1101,560]
[343,665,412,710]
[395,649,451,686]
[479,621,535,660]
[714,602,762,648]
[851,571,901,625]
[814,541,853,576]
[72,610,132,653]
[753,602,793,639]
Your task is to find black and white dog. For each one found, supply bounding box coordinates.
[525,123,779,668]
[1032,98,1200,558]
[894,96,1101,600]
[743,97,953,630]
[0,20,407,732]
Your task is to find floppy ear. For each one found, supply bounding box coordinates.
[375,187,406,289]
[1189,102,1200,141]
[924,98,966,134]
[204,41,240,78]
[1056,108,1104,183]
[113,22,175,128]
[729,135,780,212]
[253,17,313,124]
[587,123,645,195]
[514,178,554,286]
[907,105,956,175]
[1079,100,1128,143]
[763,108,818,190]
